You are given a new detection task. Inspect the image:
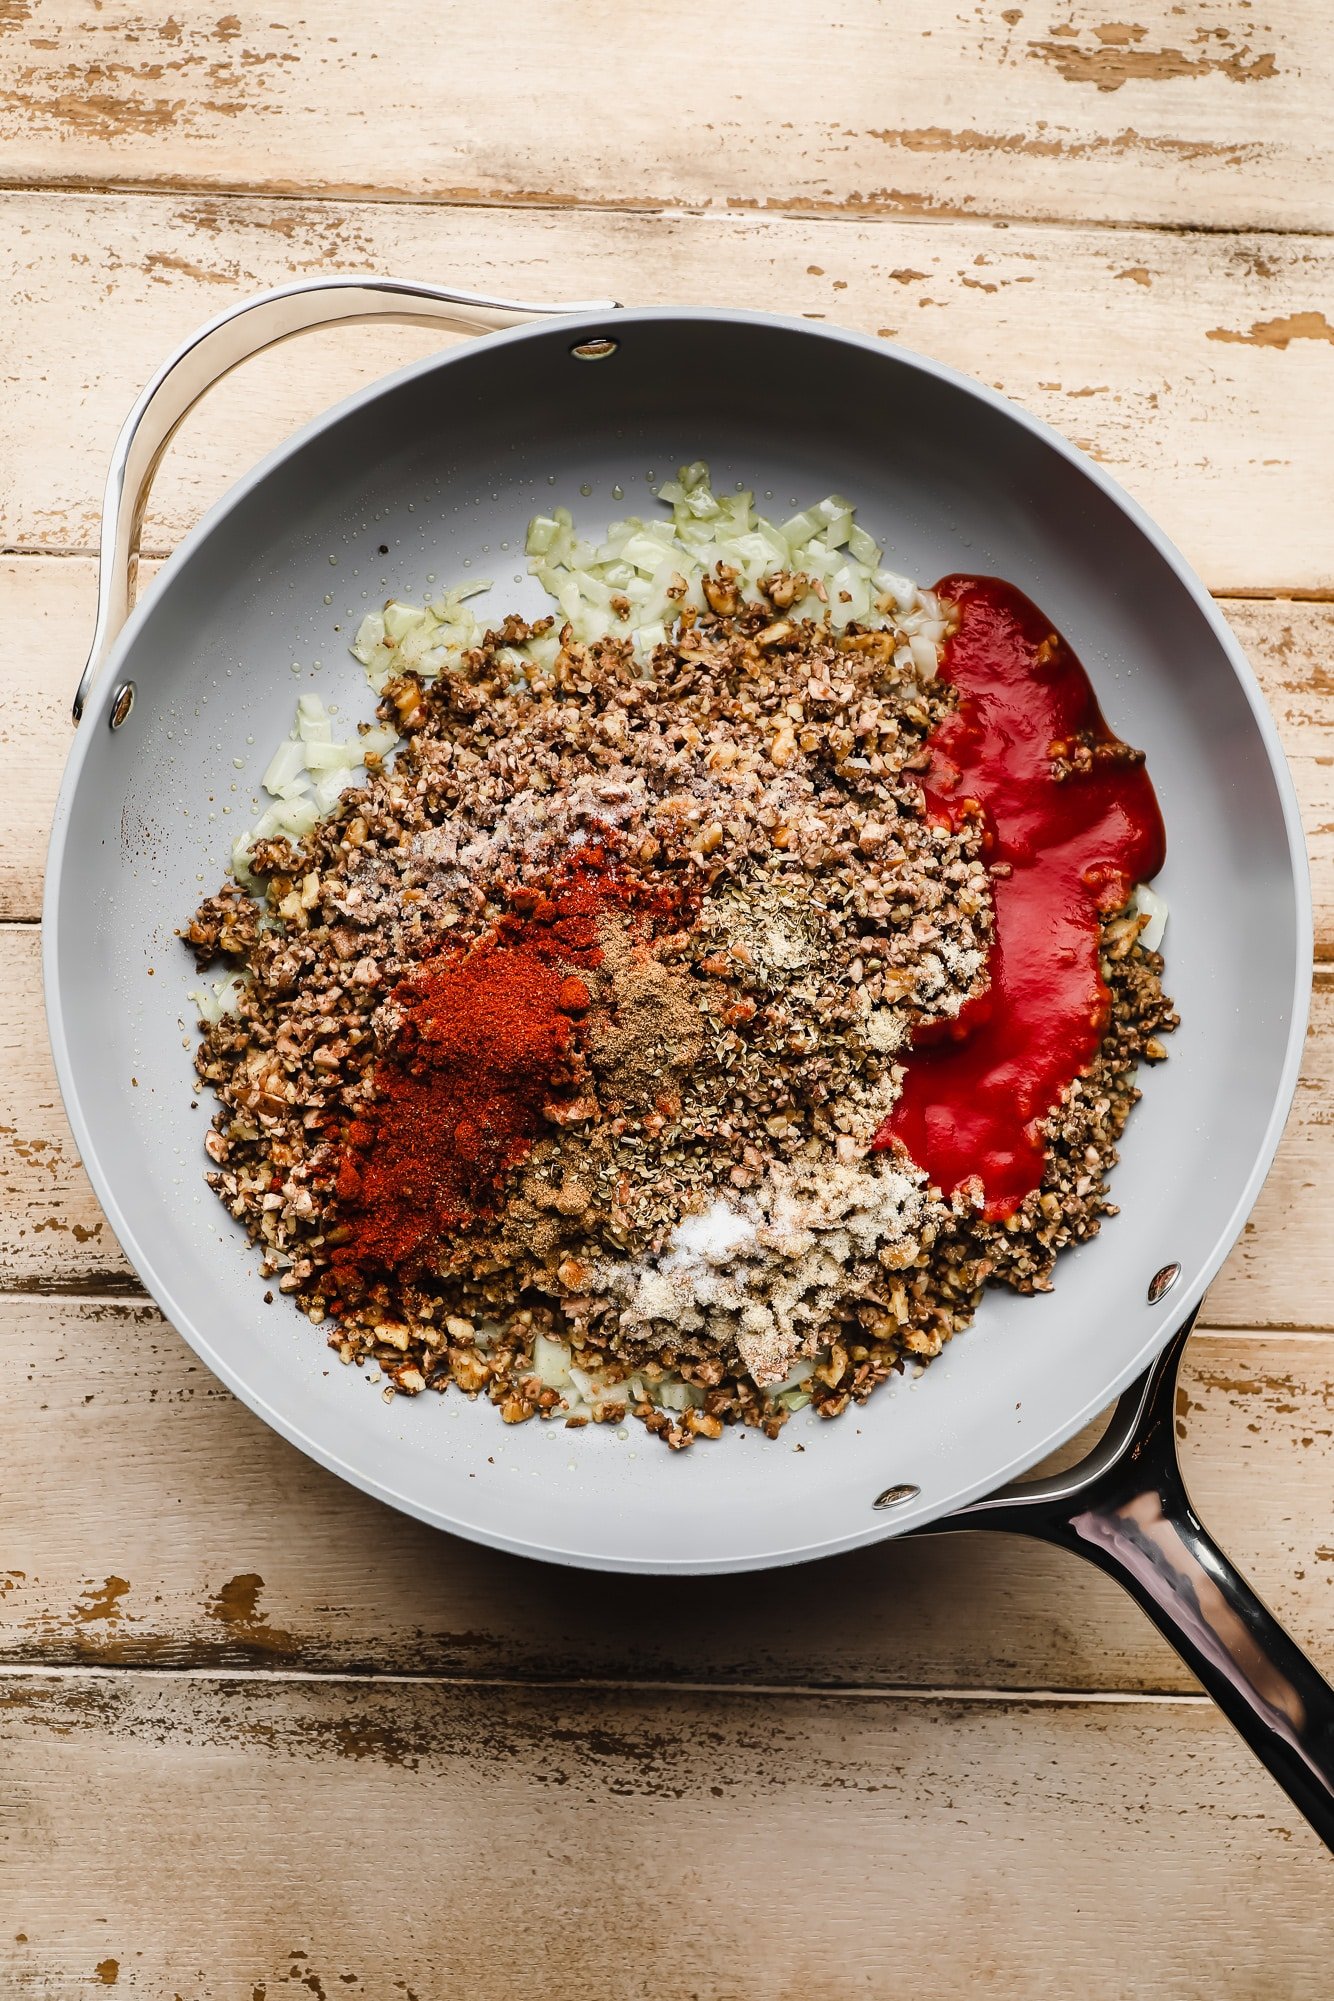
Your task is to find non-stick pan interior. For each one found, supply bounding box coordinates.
[46,310,1309,1571]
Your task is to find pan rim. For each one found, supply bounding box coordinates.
[43,302,1314,1573]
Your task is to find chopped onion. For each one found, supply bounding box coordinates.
[351,583,493,692]
[521,461,942,660]
[312,768,355,814]
[270,775,313,803]
[303,740,361,772]
[655,1379,704,1412]
[909,634,939,681]
[1133,881,1169,953]
[188,969,248,1025]
[533,1333,573,1388]
[847,522,881,567]
[262,738,307,793]
[276,797,319,837]
[349,611,384,660]
[238,691,401,863]
[766,1357,816,1400]
[295,693,332,744]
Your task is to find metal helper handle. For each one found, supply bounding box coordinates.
[923,1315,1334,1852]
[73,275,620,724]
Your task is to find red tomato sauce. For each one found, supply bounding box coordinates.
[874,576,1166,1219]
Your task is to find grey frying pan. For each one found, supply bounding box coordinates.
[43,279,1333,1843]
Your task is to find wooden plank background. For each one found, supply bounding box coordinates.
[2,2,1332,1992]
[0,1,1328,233]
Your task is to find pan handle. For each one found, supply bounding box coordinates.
[72,275,621,725]
[923,1316,1334,1852]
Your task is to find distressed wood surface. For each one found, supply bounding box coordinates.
[9,918,1330,1318]
[0,1,1329,236]
[3,193,1334,591]
[3,1299,1330,1694]
[2,1671,1332,2001]
[4,9,1334,1981]
[6,562,1334,943]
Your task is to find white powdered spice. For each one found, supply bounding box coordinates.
[668,1199,757,1262]
[594,1153,939,1389]
[863,1006,906,1054]
[413,769,652,885]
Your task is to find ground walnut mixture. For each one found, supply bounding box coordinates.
[185,576,1176,1447]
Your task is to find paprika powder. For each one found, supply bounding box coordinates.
[328,837,688,1285]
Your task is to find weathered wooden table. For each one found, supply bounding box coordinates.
[2,3,1332,1990]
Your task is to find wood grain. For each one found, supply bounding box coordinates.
[0,1,1328,234]
[2,1298,1329,1694]
[3,192,1334,590]
[3,3,1333,1979]
[2,1670,1332,1999]
[9,915,1331,1315]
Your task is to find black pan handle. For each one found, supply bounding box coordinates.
[923,1315,1334,1852]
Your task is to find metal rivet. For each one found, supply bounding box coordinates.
[109,682,136,730]
[1148,1261,1181,1304]
[873,1482,921,1512]
[569,337,619,362]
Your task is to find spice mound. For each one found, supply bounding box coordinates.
[186,567,1174,1448]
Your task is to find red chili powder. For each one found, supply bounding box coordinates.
[328,839,686,1283]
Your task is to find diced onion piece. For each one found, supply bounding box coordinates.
[1133,881,1169,953]
[188,969,248,1025]
[382,601,428,643]
[655,1378,703,1411]
[249,805,284,841]
[312,768,355,814]
[295,693,332,743]
[262,739,307,793]
[533,1333,573,1388]
[847,522,881,567]
[766,1358,815,1400]
[781,507,819,544]
[618,530,674,573]
[302,739,361,772]
[875,569,918,614]
[350,612,385,664]
[814,492,853,527]
[359,725,400,759]
[909,634,939,682]
[274,796,319,838]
